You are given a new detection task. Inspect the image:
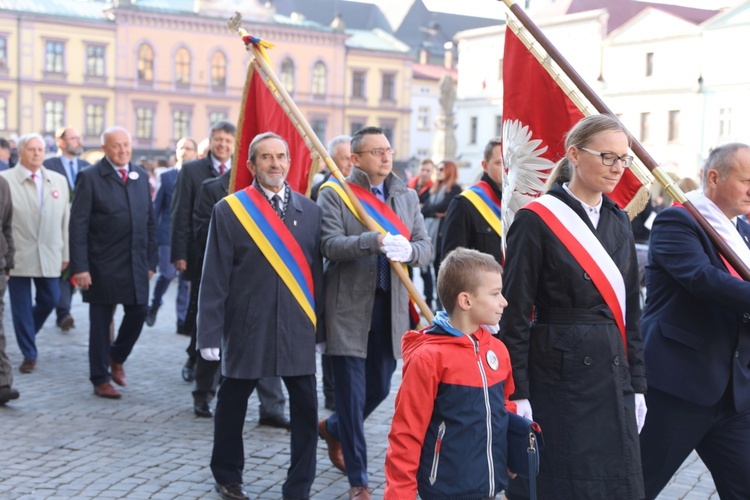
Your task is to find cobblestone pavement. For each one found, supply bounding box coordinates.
[0,283,716,499]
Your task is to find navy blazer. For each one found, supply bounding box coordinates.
[154,168,178,246]
[642,206,750,412]
[43,156,91,191]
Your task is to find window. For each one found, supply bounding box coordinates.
[85,103,105,137]
[175,47,191,87]
[417,106,430,130]
[381,73,395,101]
[86,45,105,77]
[719,107,732,138]
[495,115,503,137]
[645,52,654,77]
[668,110,680,143]
[311,118,327,144]
[0,37,8,71]
[351,70,366,99]
[350,120,365,137]
[498,58,503,81]
[136,107,154,139]
[0,96,6,130]
[137,43,154,83]
[44,99,65,134]
[172,109,191,141]
[312,61,327,98]
[211,51,227,90]
[279,58,295,95]
[381,121,395,145]
[640,112,650,143]
[45,41,64,74]
[209,110,227,127]
[470,116,478,145]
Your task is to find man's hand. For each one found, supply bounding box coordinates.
[173,259,187,272]
[148,270,154,280]
[73,272,92,290]
[514,399,533,420]
[635,393,647,433]
[200,348,220,361]
[61,261,69,271]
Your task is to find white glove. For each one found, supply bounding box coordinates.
[635,393,647,434]
[200,347,220,361]
[514,399,533,420]
[381,233,413,262]
[483,323,500,334]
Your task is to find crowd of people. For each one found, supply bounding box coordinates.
[1,115,749,500]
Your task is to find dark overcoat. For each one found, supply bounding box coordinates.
[499,184,645,499]
[153,167,178,246]
[196,188,323,379]
[69,158,157,305]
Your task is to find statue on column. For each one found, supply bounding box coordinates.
[431,73,457,161]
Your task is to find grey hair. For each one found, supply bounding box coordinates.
[100,126,131,145]
[350,126,383,154]
[483,137,502,163]
[327,135,351,156]
[18,133,45,151]
[702,143,750,186]
[247,132,290,164]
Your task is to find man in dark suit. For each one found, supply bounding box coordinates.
[145,137,196,336]
[43,126,90,332]
[69,126,157,399]
[640,143,750,499]
[0,138,11,171]
[198,132,323,500]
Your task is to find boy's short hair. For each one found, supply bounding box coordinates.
[438,248,503,315]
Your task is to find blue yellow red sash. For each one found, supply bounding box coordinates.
[460,181,502,237]
[225,186,316,328]
[320,177,422,327]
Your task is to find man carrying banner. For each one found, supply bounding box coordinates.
[316,126,432,499]
[442,138,503,264]
[639,143,750,499]
[197,132,322,500]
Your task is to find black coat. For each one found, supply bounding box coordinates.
[499,185,645,499]
[197,188,324,379]
[169,153,221,278]
[193,170,230,263]
[421,183,462,265]
[69,158,157,305]
[441,173,503,264]
[153,168,178,246]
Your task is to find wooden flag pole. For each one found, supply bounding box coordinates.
[500,0,750,281]
[228,13,434,323]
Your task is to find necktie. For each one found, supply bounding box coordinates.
[271,194,283,218]
[372,187,391,291]
[118,168,128,183]
[219,164,226,175]
[70,160,76,186]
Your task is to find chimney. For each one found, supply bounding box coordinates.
[330,12,346,31]
[444,48,453,69]
[419,49,428,65]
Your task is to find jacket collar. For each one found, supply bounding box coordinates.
[349,167,407,198]
[480,172,502,200]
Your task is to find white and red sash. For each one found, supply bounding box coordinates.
[524,195,627,353]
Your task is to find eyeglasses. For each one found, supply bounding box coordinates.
[354,148,396,157]
[577,146,634,168]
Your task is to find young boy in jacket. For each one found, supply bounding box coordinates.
[385,247,517,499]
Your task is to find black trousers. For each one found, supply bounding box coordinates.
[211,375,318,499]
[640,387,750,499]
[89,303,147,386]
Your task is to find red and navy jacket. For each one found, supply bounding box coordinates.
[385,323,516,499]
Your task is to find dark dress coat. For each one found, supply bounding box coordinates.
[642,207,750,412]
[43,156,91,192]
[196,187,324,379]
[69,158,157,305]
[170,153,221,279]
[193,170,230,259]
[153,168,178,247]
[441,173,503,264]
[421,183,462,266]
[499,184,645,499]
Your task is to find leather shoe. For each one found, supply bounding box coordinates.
[109,358,127,386]
[182,359,195,382]
[0,385,20,404]
[19,359,36,374]
[57,314,74,331]
[194,401,213,418]
[215,483,248,500]
[259,414,291,430]
[93,382,121,399]
[319,418,346,472]
[145,305,159,327]
[349,486,372,499]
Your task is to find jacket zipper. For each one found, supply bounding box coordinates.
[472,335,495,497]
[429,421,446,485]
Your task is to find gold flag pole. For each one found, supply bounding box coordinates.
[228,13,434,323]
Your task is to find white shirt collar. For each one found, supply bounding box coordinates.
[563,182,602,228]
[211,155,231,172]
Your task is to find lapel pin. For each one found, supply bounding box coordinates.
[128,171,140,180]
[293,220,297,226]
[52,190,60,199]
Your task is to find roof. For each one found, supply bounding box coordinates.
[532,0,719,33]
[271,0,393,32]
[0,0,111,22]
[345,27,411,53]
[412,62,457,81]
